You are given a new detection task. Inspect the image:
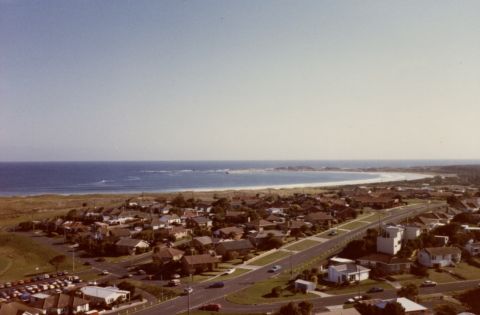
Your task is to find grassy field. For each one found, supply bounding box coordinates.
[339,221,368,231]
[248,250,290,266]
[121,279,180,300]
[285,239,320,252]
[390,269,458,286]
[0,233,81,281]
[226,273,317,305]
[445,263,480,279]
[178,311,266,315]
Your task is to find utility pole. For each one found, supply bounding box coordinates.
[290,251,293,279]
[187,273,192,315]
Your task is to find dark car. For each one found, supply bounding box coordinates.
[199,304,222,312]
[367,287,384,293]
[420,280,437,287]
[209,282,225,288]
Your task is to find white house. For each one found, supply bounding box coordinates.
[327,263,370,284]
[417,247,461,267]
[374,297,428,314]
[80,286,130,305]
[377,225,404,255]
[159,214,181,226]
[403,224,423,240]
[266,208,284,215]
[465,240,480,256]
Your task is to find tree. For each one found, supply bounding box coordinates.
[298,301,313,315]
[434,304,457,315]
[458,287,480,313]
[271,286,283,297]
[397,283,418,300]
[384,301,405,315]
[277,302,301,315]
[117,281,136,295]
[49,255,67,271]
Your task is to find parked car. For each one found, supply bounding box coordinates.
[101,270,110,275]
[420,280,437,287]
[222,268,236,275]
[168,279,181,287]
[199,304,222,311]
[209,282,225,288]
[367,287,384,293]
[328,230,338,236]
[269,265,282,273]
[184,287,193,295]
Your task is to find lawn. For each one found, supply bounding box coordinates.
[285,239,320,252]
[322,279,391,294]
[121,279,180,300]
[339,221,368,231]
[445,262,480,280]
[0,233,82,281]
[390,270,457,286]
[226,273,317,305]
[247,251,290,266]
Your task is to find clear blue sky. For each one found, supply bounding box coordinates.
[1,1,479,161]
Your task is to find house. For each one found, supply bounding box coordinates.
[165,226,189,240]
[192,236,214,249]
[108,228,131,240]
[250,219,277,232]
[115,238,150,255]
[294,279,316,292]
[248,230,287,248]
[216,227,244,240]
[187,217,212,229]
[159,214,181,226]
[152,246,184,264]
[465,240,480,256]
[404,223,423,240]
[266,208,284,215]
[194,202,212,213]
[0,302,42,315]
[181,254,220,274]
[433,235,449,247]
[31,293,90,315]
[315,308,361,315]
[417,247,461,267]
[215,239,254,257]
[360,297,429,315]
[377,225,404,255]
[357,253,412,274]
[327,263,370,284]
[225,210,246,223]
[79,286,129,306]
[265,214,284,223]
[305,212,334,227]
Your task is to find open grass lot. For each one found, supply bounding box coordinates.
[321,279,391,294]
[248,250,290,266]
[226,273,317,305]
[0,233,82,281]
[445,262,480,279]
[339,221,368,231]
[121,279,180,299]
[285,239,321,252]
[390,269,458,287]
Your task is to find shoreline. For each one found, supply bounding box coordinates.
[0,171,433,198]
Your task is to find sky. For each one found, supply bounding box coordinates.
[1,1,480,161]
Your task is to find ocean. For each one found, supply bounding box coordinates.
[0,160,476,196]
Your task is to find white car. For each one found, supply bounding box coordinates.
[184,287,193,294]
[223,268,236,275]
[101,270,110,275]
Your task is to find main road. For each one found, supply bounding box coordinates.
[135,202,447,314]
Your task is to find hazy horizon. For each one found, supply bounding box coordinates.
[2,1,480,161]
